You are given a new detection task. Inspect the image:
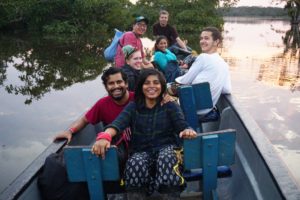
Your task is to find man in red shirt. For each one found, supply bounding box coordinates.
[54,67,134,147]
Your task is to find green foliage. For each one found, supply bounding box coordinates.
[0,0,134,34]
[0,0,226,35]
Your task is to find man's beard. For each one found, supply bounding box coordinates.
[109,87,126,101]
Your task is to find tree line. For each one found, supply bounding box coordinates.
[219,6,289,17]
[0,0,237,35]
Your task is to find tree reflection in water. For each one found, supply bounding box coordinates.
[256,18,300,92]
[0,33,109,104]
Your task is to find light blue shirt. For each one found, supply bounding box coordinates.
[154,49,177,72]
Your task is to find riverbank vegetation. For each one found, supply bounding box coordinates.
[219,6,288,18]
[0,0,236,35]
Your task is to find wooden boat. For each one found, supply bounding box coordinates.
[1,93,300,200]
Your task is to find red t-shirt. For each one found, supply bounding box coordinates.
[85,92,135,125]
[115,31,145,67]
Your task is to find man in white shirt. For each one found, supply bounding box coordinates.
[175,27,232,114]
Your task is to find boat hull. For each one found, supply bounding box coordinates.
[1,95,299,200]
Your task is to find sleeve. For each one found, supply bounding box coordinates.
[167,102,190,132]
[222,68,232,94]
[171,26,179,39]
[153,24,158,36]
[85,100,102,125]
[105,102,135,134]
[154,52,167,71]
[175,55,204,84]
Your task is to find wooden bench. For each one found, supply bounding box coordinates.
[178,82,219,133]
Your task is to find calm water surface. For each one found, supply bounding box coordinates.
[222,17,300,187]
[0,17,300,193]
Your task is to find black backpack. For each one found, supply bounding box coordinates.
[37,152,89,200]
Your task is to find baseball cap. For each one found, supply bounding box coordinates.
[134,16,149,25]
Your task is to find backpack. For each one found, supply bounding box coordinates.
[104,29,124,62]
[37,152,89,200]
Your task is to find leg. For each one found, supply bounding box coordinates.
[124,151,151,196]
[155,145,185,196]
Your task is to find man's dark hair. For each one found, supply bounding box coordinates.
[134,68,166,108]
[101,67,128,86]
[202,26,223,42]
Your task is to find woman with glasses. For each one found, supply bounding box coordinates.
[115,16,153,68]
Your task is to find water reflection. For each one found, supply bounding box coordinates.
[223,17,300,188]
[247,21,300,92]
[0,33,109,104]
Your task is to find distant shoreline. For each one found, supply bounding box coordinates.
[223,16,290,21]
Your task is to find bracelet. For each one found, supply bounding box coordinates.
[96,132,112,142]
[68,127,77,134]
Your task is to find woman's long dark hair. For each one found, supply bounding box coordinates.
[134,68,166,108]
[154,35,169,52]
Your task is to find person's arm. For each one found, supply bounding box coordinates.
[167,102,197,139]
[91,127,117,159]
[176,37,187,50]
[92,102,135,158]
[222,69,232,94]
[142,58,154,68]
[154,52,167,71]
[53,116,88,144]
[175,55,203,85]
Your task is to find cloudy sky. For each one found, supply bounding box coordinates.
[235,0,285,7]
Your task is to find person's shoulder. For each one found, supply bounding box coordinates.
[129,92,135,100]
[165,49,173,54]
[121,64,132,72]
[153,22,160,27]
[122,31,135,39]
[154,50,164,56]
[93,95,112,107]
[163,101,180,110]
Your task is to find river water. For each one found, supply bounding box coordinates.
[222,17,300,188]
[0,17,300,193]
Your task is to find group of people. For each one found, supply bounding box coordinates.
[53,9,232,200]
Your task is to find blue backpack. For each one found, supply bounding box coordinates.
[104,29,124,62]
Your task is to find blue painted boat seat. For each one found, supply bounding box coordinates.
[183,165,232,182]
[178,82,219,133]
[178,84,236,199]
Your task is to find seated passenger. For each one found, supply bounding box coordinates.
[92,68,196,199]
[153,36,186,83]
[173,27,232,115]
[121,45,142,91]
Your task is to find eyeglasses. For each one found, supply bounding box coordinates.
[136,23,147,28]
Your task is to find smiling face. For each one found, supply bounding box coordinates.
[133,21,147,36]
[142,75,162,102]
[199,31,219,54]
[159,14,169,27]
[156,38,168,52]
[126,50,142,70]
[105,73,128,101]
